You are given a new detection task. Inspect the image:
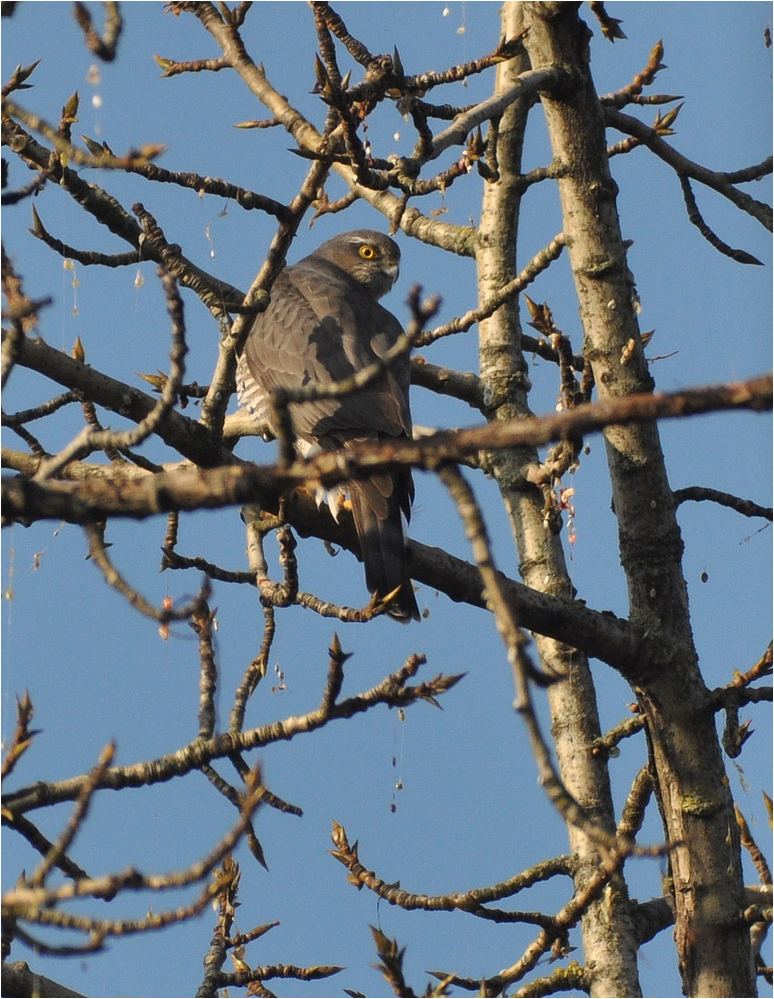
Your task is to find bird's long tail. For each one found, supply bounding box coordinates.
[349,474,420,623]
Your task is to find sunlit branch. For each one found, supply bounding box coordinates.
[5,769,264,919]
[415,233,567,347]
[5,375,767,526]
[3,99,162,171]
[7,331,234,466]
[331,819,571,915]
[3,652,461,815]
[1,117,246,312]
[604,106,773,231]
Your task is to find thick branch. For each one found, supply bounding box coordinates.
[1,962,85,999]
[524,7,760,994]
[3,373,767,522]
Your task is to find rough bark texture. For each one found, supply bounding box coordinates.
[476,6,642,996]
[521,3,756,996]
[1,961,85,998]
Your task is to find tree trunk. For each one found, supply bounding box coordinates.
[476,5,642,995]
[520,3,756,995]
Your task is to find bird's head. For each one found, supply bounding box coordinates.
[314,230,400,299]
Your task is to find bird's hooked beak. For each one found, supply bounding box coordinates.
[384,260,399,285]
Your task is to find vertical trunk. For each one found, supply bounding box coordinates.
[475,5,642,995]
[520,3,755,995]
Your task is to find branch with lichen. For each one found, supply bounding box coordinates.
[512,962,588,998]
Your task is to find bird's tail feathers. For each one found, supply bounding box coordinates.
[349,476,420,623]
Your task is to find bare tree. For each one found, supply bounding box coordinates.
[2,3,771,998]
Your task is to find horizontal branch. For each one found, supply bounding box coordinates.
[120,161,291,220]
[2,654,458,815]
[4,374,769,528]
[0,456,641,670]
[330,819,571,917]
[6,376,765,672]
[1,962,85,999]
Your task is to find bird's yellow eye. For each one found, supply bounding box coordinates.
[359,244,376,260]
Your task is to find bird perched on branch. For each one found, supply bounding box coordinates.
[236,229,419,622]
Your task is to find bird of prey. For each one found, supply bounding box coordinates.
[236,229,419,622]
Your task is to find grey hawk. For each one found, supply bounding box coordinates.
[236,229,419,622]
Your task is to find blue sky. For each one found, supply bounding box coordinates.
[2,4,771,998]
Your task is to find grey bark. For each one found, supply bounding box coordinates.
[475,5,642,996]
[521,3,756,995]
